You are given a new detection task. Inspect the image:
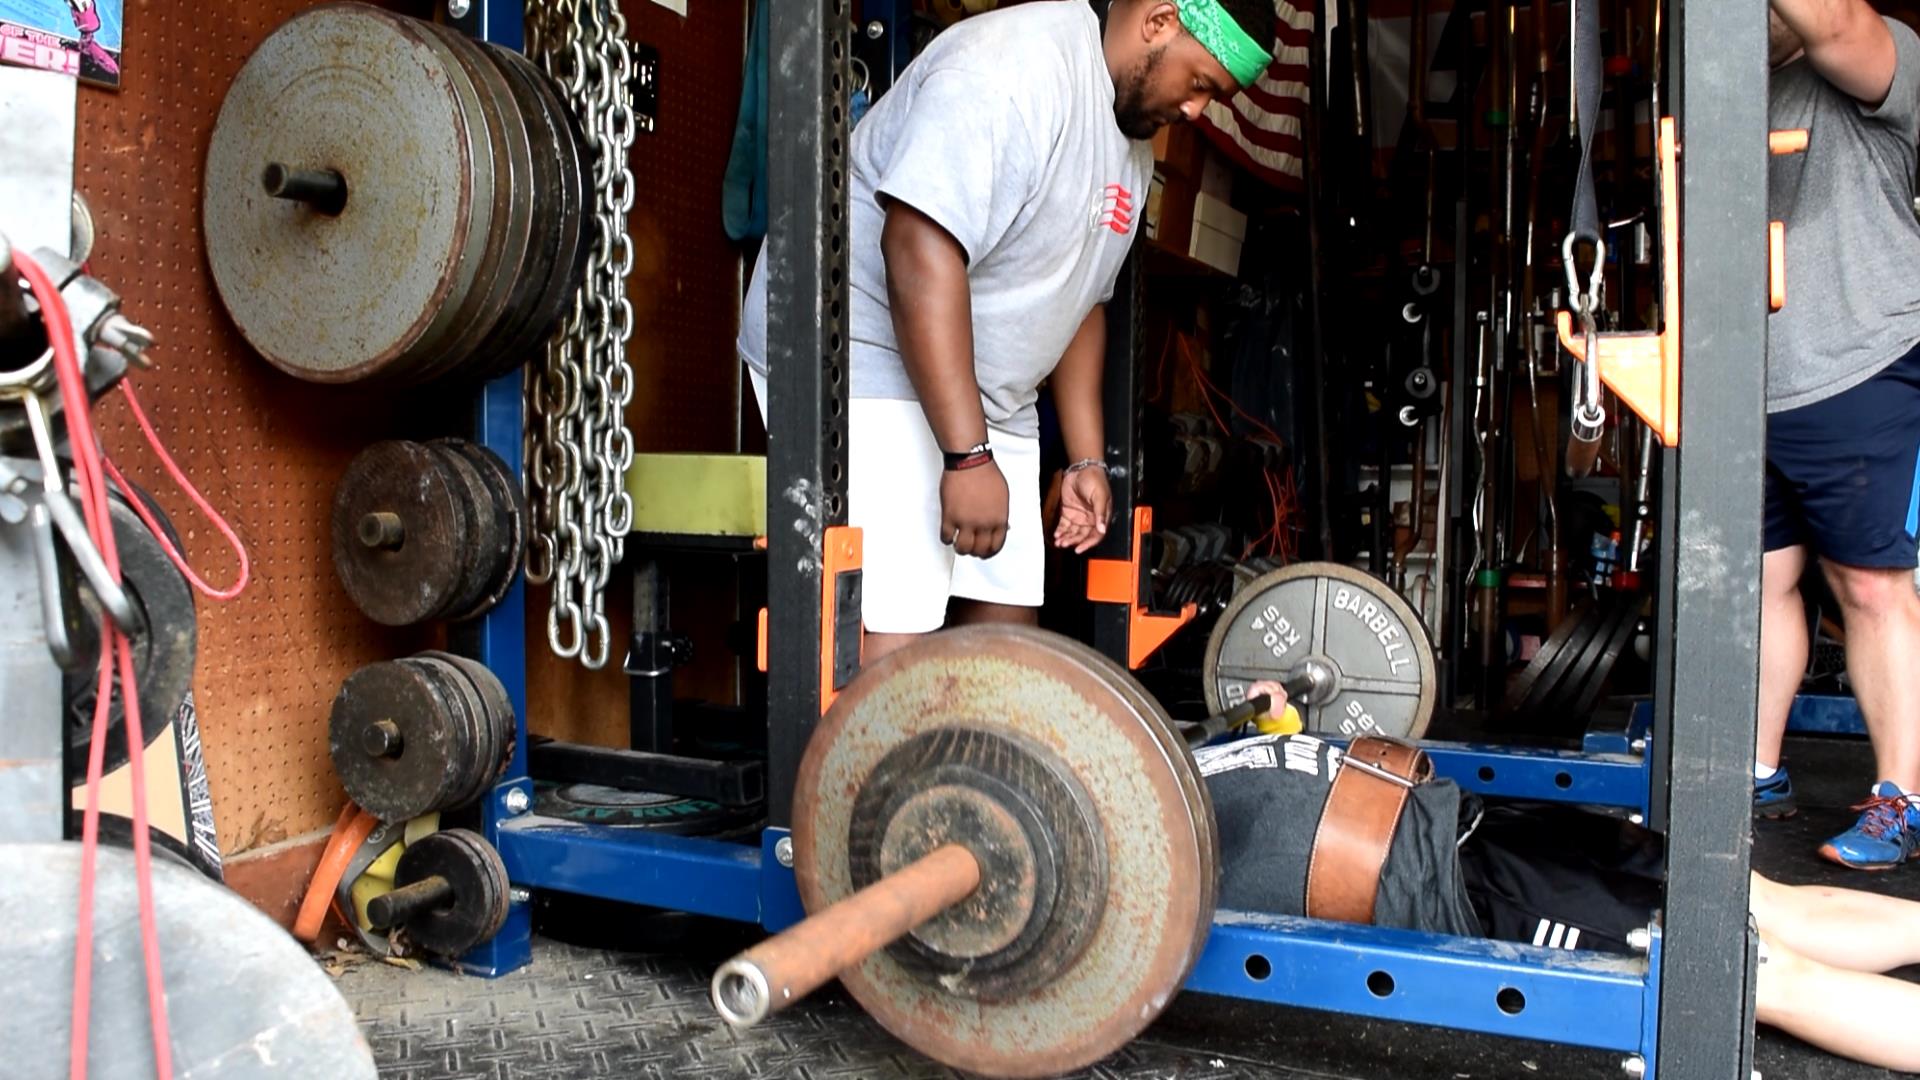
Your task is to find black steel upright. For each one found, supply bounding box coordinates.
[1655,0,1767,1073]
[764,0,853,828]
[1091,257,1144,665]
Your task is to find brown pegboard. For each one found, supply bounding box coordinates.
[76,1,436,856]
[68,1,751,844]
[526,0,750,747]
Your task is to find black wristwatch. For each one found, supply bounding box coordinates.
[943,441,994,472]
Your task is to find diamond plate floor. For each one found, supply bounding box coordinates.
[332,736,1912,1080]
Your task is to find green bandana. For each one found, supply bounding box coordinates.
[1175,0,1274,89]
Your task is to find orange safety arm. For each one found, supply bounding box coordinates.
[1086,506,1196,669]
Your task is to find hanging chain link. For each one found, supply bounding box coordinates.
[525,0,636,670]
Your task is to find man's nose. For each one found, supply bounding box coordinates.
[1180,94,1215,122]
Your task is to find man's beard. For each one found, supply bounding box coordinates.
[1113,45,1168,140]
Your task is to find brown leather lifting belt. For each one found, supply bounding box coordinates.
[1305,736,1434,925]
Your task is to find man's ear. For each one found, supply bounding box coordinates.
[1140,1,1182,46]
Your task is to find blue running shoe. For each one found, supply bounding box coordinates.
[1820,782,1920,870]
[1753,768,1797,819]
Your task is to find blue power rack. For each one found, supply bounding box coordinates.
[433,3,1771,1079]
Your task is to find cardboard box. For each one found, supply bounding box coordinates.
[1188,191,1247,276]
[1145,167,1197,254]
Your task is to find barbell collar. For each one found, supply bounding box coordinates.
[712,843,982,1028]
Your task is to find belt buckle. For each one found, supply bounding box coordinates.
[1341,734,1433,788]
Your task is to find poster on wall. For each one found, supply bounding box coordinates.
[0,0,121,88]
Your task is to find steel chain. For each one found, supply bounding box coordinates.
[526,0,635,669]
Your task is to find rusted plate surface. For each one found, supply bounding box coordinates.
[329,657,474,823]
[389,828,509,958]
[793,625,1216,1079]
[436,439,524,621]
[203,3,489,384]
[330,441,471,627]
[1204,562,1437,740]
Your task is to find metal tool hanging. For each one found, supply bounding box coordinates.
[524,0,640,670]
[1563,0,1607,477]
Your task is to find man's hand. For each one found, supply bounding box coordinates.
[942,461,1010,558]
[1772,0,1898,106]
[1052,466,1111,553]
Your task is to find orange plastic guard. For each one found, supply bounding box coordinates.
[1769,221,1786,312]
[819,526,863,712]
[1085,506,1197,669]
[1557,116,1682,447]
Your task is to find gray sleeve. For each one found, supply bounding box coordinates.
[1860,17,1920,136]
[872,68,1042,264]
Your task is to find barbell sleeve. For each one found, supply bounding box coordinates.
[711,842,982,1028]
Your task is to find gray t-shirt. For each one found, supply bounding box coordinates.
[1767,17,1920,412]
[737,1,1152,437]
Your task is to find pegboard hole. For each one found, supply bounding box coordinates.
[1554,771,1573,790]
[1367,971,1395,998]
[1477,766,1496,782]
[1497,987,1526,1015]
[1244,955,1271,981]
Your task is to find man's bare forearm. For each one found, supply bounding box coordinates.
[1051,305,1106,463]
[881,202,988,451]
[1772,0,1897,105]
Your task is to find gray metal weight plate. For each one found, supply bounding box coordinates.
[794,625,1215,1078]
[1203,562,1437,739]
[203,3,493,384]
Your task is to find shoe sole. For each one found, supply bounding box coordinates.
[1819,842,1903,871]
[1754,804,1798,820]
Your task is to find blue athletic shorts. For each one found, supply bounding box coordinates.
[1765,341,1920,568]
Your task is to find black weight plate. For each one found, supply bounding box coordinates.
[62,483,198,771]
[531,781,764,837]
[412,655,492,811]
[1505,602,1610,717]
[428,650,517,799]
[392,828,509,957]
[437,439,524,621]
[427,443,502,622]
[330,441,471,627]
[329,659,468,822]
[1566,594,1646,719]
[1203,562,1436,739]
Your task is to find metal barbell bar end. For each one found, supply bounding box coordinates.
[261,163,348,216]
[366,874,455,931]
[357,511,406,550]
[709,843,983,1028]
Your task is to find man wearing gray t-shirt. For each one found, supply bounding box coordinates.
[1755,0,1920,869]
[738,0,1276,663]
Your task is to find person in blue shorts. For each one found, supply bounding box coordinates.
[1753,0,1920,871]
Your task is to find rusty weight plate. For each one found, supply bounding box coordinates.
[389,828,510,957]
[793,625,1215,1079]
[203,3,493,384]
[331,441,472,626]
[435,438,525,621]
[329,657,476,823]
[1204,562,1437,740]
[476,42,589,379]
[405,22,534,385]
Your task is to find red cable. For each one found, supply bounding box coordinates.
[16,253,174,1080]
[101,382,249,600]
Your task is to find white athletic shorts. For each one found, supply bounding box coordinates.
[749,368,1044,633]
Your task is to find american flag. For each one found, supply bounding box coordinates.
[1195,0,1316,192]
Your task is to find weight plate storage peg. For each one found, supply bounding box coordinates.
[711,625,1216,1079]
[1203,562,1437,739]
[203,3,586,385]
[331,439,523,626]
[329,654,515,823]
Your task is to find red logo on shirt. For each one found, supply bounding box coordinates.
[1094,183,1134,235]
